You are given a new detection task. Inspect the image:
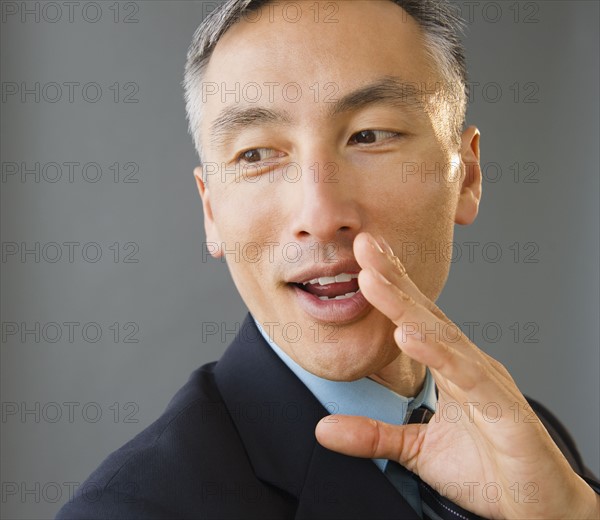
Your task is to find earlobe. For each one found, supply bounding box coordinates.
[454,126,483,226]
[193,166,223,258]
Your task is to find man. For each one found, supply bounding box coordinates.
[56,1,600,519]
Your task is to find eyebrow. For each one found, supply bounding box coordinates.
[327,76,427,117]
[209,76,428,150]
[209,107,292,150]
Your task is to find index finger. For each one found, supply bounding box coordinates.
[353,232,453,325]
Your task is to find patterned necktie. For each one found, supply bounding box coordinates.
[406,406,434,425]
[383,406,433,518]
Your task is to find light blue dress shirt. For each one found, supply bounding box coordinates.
[252,316,437,472]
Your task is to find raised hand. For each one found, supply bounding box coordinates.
[315,232,599,519]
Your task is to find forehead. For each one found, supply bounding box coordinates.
[202,0,438,99]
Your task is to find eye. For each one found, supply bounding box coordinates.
[349,130,401,145]
[236,148,282,164]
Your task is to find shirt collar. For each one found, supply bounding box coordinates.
[252,316,437,471]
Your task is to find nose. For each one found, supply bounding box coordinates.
[288,149,363,244]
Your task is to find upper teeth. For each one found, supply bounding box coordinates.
[302,273,358,285]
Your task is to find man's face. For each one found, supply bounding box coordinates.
[196,0,481,386]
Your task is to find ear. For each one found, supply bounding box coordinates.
[454,126,482,225]
[194,166,223,258]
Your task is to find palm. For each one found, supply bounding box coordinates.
[411,389,528,518]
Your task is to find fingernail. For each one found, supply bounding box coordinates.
[378,235,394,256]
[368,234,385,254]
[370,267,392,285]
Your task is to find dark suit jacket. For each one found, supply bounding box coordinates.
[56,314,599,520]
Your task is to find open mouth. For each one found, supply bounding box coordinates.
[292,272,361,301]
[287,266,371,322]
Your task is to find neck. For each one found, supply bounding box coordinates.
[369,357,427,397]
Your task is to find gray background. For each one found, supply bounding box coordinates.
[1,1,598,518]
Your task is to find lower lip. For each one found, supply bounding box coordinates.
[291,284,372,323]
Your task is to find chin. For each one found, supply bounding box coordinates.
[295,340,399,382]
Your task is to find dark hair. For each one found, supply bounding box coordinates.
[183,0,467,162]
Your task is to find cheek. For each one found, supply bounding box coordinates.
[372,169,458,238]
[212,186,280,246]
[375,179,458,299]
[209,189,288,292]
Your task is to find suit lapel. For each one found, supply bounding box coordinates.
[214,314,322,498]
[296,441,421,519]
[214,314,475,520]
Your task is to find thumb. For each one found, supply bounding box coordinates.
[315,414,423,464]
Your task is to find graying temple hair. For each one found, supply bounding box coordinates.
[183,0,467,165]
